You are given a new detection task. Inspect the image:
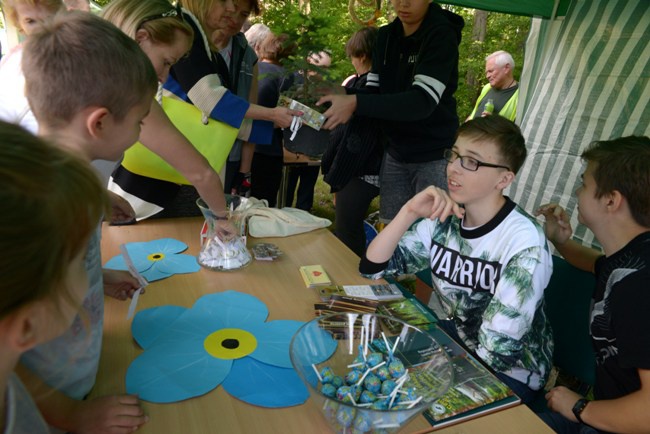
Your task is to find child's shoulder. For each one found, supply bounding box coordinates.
[6,373,50,433]
[509,202,546,234]
[497,200,549,250]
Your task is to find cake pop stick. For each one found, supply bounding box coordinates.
[347,313,359,354]
[388,390,398,409]
[356,325,366,361]
[405,395,424,409]
[391,336,401,355]
[363,324,369,357]
[381,332,392,357]
[388,373,409,408]
[355,360,386,387]
[375,423,400,429]
[312,364,323,382]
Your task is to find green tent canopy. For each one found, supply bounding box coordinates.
[430,0,649,248]
[502,0,649,248]
[441,0,572,18]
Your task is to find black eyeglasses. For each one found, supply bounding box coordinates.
[444,149,510,172]
[138,2,183,28]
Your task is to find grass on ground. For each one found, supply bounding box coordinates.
[292,174,380,233]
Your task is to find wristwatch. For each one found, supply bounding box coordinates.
[572,398,590,424]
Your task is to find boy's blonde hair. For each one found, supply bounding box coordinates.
[1,0,63,28]
[0,120,109,319]
[101,0,193,45]
[22,11,158,129]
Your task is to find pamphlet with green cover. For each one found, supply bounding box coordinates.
[377,297,438,333]
[423,328,520,429]
[375,278,519,427]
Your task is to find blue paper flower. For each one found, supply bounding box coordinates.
[126,291,336,407]
[104,238,199,282]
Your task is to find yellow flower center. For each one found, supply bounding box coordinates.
[147,252,166,261]
[204,328,257,360]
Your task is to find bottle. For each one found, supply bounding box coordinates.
[484,98,495,114]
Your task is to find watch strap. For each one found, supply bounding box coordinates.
[572,398,590,424]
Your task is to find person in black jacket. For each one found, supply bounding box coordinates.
[319,0,463,224]
[321,27,384,256]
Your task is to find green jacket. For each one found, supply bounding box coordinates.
[470,83,519,121]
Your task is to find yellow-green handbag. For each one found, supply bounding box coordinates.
[121,96,238,185]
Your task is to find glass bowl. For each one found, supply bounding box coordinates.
[290,313,453,433]
[196,197,252,271]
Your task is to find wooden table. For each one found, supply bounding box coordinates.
[94,217,553,433]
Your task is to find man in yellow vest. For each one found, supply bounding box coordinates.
[468,50,519,122]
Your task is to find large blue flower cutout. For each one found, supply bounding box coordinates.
[104,238,199,282]
[126,291,337,407]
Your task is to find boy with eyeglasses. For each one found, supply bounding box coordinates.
[360,115,553,404]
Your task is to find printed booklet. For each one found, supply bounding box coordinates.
[422,328,520,429]
[299,265,332,287]
[377,297,438,333]
[317,283,404,301]
[277,95,326,131]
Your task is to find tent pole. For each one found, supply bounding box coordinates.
[550,0,560,20]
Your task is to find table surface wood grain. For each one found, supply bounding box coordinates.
[94,217,552,434]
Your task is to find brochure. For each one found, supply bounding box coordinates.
[422,328,521,429]
[317,283,404,301]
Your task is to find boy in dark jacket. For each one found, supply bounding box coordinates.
[319,0,463,223]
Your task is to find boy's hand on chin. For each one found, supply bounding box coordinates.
[407,186,464,222]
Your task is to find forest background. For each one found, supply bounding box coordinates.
[0,0,531,226]
[251,0,531,225]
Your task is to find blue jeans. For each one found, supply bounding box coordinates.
[379,153,447,223]
[538,411,599,434]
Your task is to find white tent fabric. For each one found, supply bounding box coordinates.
[508,0,650,249]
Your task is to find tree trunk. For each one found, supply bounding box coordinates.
[466,10,488,92]
[299,0,311,14]
[472,10,488,42]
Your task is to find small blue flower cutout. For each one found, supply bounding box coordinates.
[126,291,336,407]
[104,238,199,282]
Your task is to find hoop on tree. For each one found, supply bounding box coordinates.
[348,0,381,26]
